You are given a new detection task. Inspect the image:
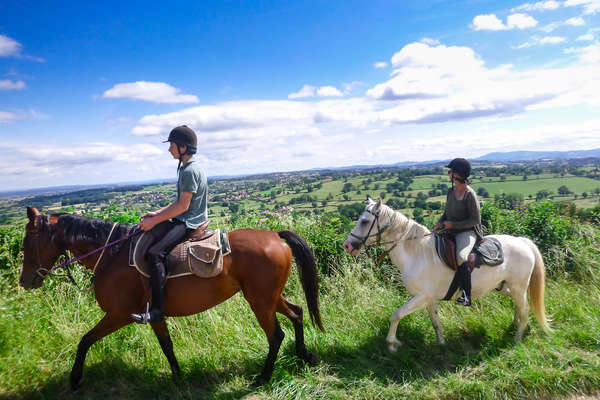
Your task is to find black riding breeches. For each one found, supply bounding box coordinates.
[147,220,191,278]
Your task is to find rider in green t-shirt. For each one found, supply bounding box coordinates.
[131,125,208,324]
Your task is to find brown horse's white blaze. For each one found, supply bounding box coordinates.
[344,198,551,353]
[20,207,323,389]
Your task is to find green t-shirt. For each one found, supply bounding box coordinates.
[174,156,208,229]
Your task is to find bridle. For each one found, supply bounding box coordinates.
[349,205,434,268]
[349,207,390,247]
[25,216,140,291]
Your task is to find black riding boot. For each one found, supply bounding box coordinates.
[456,262,472,306]
[131,261,166,324]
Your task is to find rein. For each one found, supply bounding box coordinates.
[35,222,142,291]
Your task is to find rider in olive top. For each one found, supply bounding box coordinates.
[434,158,482,307]
[131,125,208,324]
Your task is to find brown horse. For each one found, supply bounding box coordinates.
[19,207,323,390]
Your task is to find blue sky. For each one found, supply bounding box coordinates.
[1,0,599,191]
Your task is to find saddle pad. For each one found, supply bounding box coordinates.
[435,234,504,270]
[129,230,230,279]
[473,237,503,267]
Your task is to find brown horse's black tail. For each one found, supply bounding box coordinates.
[278,230,324,331]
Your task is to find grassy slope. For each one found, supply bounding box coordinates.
[1,260,599,400]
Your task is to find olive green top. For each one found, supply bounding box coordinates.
[437,186,483,240]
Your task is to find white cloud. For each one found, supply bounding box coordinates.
[316,86,343,97]
[288,85,316,99]
[507,13,539,29]
[564,0,600,15]
[576,33,594,40]
[511,1,561,12]
[565,16,585,25]
[0,34,21,57]
[343,81,366,94]
[539,36,567,44]
[565,42,600,62]
[288,84,343,98]
[471,13,537,31]
[515,35,566,48]
[373,61,388,68]
[0,111,26,122]
[420,37,440,45]
[102,81,199,104]
[0,79,25,90]
[472,14,507,31]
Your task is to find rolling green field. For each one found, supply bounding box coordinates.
[2,200,600,399]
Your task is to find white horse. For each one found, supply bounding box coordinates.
[343,198,551,353]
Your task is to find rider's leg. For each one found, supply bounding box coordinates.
[131,220,189,324]
[455,231,476,306]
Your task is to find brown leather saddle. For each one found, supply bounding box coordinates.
[435,232,504,272]
[129,220,230,279]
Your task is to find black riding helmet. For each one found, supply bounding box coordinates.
[445,158,471,178]
[163,125,197,155]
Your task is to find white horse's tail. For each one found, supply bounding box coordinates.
[522,237,552,333]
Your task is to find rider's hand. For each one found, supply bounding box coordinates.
[140,216,158,231]
[142,211,158,219]
[443,221,453,230]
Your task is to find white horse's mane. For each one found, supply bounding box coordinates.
[379,203,431,241]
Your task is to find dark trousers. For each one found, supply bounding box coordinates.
[146,220,190,310]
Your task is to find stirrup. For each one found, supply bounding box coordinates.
[130,302,163,324]
[456,290,471,307]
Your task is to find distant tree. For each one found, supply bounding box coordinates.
[386,198,406,210]
[413,208,425,224]
[342,183,354,193]
[477,187,489,198]
[558,185,571,196]
[536,190,550,200]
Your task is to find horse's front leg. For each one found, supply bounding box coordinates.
[427,303,446,345]
[386,295,431,353]
[70,313,131,391]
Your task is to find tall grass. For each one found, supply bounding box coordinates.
[1,209,600,399]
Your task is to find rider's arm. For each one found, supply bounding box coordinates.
[140,192,193,230]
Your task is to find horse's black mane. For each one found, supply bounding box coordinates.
[51,214,132,256]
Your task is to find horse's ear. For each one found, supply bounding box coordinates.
[367,197,374,206]
[376,198,382,207]
[27,207,40,222]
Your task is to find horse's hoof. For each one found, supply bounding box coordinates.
[69,376,82,392]
[387,341,401,354]
[305,352,319,365]
[252,375,268,387]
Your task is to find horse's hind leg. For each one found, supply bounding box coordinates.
[150,320,181,379]
[70,313,131,390]
[277,297,319,364]
[427,303,446,345]
[249,302,285,385]
[509,284,530,341]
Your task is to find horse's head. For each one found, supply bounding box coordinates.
[343,198,387,256]
[19,207,63,290]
